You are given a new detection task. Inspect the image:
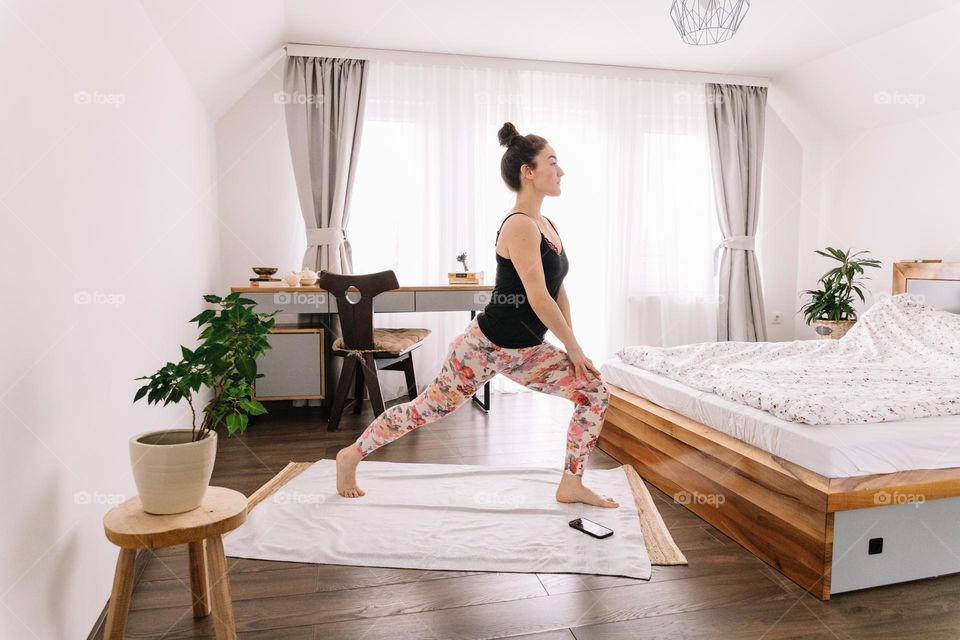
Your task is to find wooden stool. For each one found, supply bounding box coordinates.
[102,486,248,639]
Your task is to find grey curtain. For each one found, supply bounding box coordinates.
[283,56,368,274]
[706,83,768,342]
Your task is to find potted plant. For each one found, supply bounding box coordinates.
[799,247,881,339]
[131,292,279,514]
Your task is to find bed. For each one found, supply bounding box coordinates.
[596,260,960,599]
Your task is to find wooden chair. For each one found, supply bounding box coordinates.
[319,269,431,431]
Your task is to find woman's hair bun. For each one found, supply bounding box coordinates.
[498,123,547,192]
[497,122,521,147]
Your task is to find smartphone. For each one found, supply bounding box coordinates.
[569,517,614,539]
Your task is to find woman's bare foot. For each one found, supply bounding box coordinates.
[556,472,619,508]
[335,446,365,498]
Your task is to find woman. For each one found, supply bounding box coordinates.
[336,122,617,508]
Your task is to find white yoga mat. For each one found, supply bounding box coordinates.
[223,459,652,580]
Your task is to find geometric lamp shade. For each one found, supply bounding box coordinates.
[670,0,751,45]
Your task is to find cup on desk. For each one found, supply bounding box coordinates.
[283,272,301,287]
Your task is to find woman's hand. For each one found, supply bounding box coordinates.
[565,342,602,382]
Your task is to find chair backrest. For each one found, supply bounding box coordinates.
[317,270,400,350]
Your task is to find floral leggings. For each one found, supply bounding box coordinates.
[353,317,610,476]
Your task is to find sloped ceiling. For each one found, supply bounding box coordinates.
[775,2,960,135]
[138,0,959,129]
[138,0,284,120]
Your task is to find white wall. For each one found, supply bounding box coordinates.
[773,4,960,337]
[758,104,804,341]
[805,110,960,302]
[216,59,303,287]
[0,1,220,636]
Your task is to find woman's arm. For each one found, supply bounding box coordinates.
[503,216,598,380]
[556,283,572,330]
[545,216,572,329]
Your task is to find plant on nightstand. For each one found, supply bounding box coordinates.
[131,292,279,514]
[799,247,881,339]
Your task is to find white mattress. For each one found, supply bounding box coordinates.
[600,357,960,478]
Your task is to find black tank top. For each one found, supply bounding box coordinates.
[476,212,569,348]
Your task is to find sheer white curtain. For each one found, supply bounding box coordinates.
[349,62,720,400]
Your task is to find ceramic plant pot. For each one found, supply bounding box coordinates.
[129,429,217,514]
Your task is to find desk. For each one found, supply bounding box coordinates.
[230,284,495,411]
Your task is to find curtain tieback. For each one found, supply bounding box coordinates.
[306,226,347,248]
[713,235,756,275]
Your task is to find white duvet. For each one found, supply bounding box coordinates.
[617,294,960,425]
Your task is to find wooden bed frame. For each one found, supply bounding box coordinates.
[597,260,960,600]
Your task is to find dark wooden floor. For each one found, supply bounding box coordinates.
[110,392,960,639]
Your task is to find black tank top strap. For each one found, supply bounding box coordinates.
[494,211,528,243]
[543,216,561,246]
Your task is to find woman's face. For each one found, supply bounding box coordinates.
[521,144,564,196]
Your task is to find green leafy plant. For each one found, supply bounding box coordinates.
[800,247,881,324]
[134,292,280,441]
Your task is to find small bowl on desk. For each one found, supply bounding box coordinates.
[252,266,278,277]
